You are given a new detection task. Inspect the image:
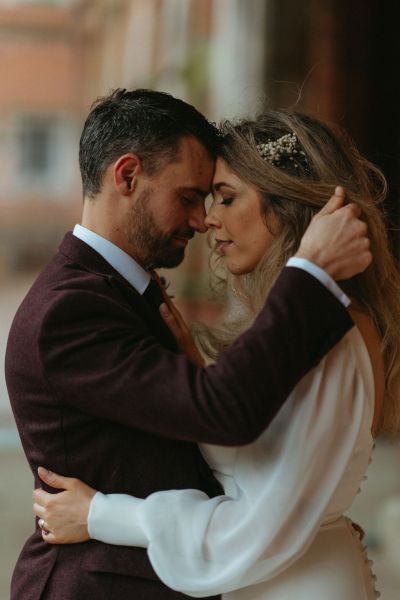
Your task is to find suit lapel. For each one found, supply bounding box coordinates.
[108,276,178,351]
[58,232,179,351]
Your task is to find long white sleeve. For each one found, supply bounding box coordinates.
[88,328,374,597]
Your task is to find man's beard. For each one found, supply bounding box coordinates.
[126,187,194,269]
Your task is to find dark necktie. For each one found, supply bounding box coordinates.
[142,275,178,349]
[143,277,165,310]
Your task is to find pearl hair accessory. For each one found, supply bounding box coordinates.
[256,133,309,170]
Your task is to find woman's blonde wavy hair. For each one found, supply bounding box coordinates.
[198,110,400,436]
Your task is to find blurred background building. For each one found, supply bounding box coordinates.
[1,0,399,598]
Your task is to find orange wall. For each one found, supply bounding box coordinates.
[0,39,83,112]
[0,5,84,114]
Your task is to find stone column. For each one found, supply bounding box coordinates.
[208,0,269,120]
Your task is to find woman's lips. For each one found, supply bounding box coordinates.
[216,240,233,254]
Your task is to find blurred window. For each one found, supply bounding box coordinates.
[18,118,54,178]
[8,113,79,199]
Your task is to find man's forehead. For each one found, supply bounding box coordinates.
[153,136,214,197]
[168,149,215,190]
[178,135,215,162]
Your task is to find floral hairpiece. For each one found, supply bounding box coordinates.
[256,133,308,170]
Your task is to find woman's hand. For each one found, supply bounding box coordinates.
[32,467,97,544]
[153,272,205,367]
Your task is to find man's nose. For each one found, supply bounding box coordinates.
[204,206,222,230]
[188,203,208,234]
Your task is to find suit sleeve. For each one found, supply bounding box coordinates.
[38,266,353,446]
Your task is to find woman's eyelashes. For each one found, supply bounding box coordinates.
[220,196,234,206]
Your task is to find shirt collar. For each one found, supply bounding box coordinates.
[73,224,151,295]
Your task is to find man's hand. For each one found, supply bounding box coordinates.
[159,301,205,367]
[32,467,96,544]
[296,187,372,280]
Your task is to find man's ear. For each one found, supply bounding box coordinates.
[114,154,142,195]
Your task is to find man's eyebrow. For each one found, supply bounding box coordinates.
[213,181,235,192]
[180,186,210,199]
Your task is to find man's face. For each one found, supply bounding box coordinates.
[127,136,215,269]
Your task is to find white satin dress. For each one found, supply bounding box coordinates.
[88,327,379,599]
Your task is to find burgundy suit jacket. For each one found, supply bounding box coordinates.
[5,233,353,599]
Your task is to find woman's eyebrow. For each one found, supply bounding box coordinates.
[213,181,235,192]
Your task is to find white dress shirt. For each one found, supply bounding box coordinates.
[73,224,150,294]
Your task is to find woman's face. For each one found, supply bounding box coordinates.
[205,158,276,275]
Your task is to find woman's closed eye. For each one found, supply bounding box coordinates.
[220,196,234,206]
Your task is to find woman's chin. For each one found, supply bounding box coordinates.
[225,250,264,275]
[226,259,254,276]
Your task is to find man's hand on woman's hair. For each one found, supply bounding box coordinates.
[296,186,372,280]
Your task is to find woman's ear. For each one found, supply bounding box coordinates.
[114,154,142,195]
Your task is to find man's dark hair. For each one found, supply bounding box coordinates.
[79,88,221,198]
